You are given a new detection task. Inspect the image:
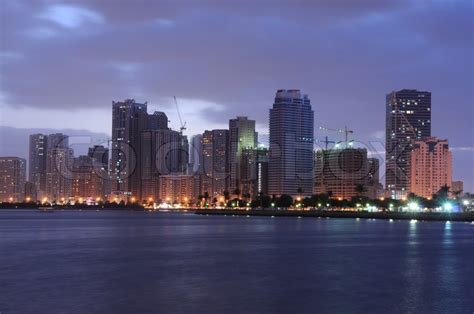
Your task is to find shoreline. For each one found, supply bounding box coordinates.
[194,209,474,222]
[1,207,472,222]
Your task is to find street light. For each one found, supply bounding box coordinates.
[408,202,419,211]
[443,202,453,212]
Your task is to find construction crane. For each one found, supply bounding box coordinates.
[319,126,354,148]
[173,96,187,134]
[314,136,337,150]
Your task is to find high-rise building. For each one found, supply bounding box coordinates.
[71,155,94,201]
[229,116,257,195]
[111,99,173,201]
[201,130,230,199]
[269,89,314,197]
[47,133,69,149]
[367,158,383,199]
[159,175,195,205]
[314,148,370,200]
[409,137,452,199]
[189,134,203,174]
[140,129,188,202]
[0,157,26,202]
[29,134,48,197]
[45,147,73,202]
[24,181,37,202]
[241,147,269,198]
[386,89,431,199]
[111,99,149,197]
[88,145,110,198]
[148,111,169,130]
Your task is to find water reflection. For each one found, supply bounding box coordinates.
[401,220,423,312]
[443,221,453,246]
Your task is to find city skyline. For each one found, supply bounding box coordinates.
[1,87,466,204]
[0,87,472,197]
[0,0,472,191]
[0,3,472,313]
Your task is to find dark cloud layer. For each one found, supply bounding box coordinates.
[0,0,473,190]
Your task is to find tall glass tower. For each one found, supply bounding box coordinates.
[229,116,257,195]
[385,89,431,199]
[111,99,149,197]
[269,89,314,197]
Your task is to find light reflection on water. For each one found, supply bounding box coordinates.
[0,210,472,314]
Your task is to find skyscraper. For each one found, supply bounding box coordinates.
[47,133,69,149]
[88,145,110,198]
[45,146,73,202]
[201,130,230,199]
[111,99,174,201]
[71,155,94,200]
[29,134,48,197]
[140,129,188,201]
[386,89,431,199]
[409,137,452,199]
[0,157,26,202]
[269,89,314,197]
[148,111,169,130]
[241,147,269,198]
[229,116,257,195]
[111,99,149,198]
[189,134,203,174]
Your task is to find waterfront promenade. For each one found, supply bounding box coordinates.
[195,209,474,222]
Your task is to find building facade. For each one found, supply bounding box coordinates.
[240,147,269,198]
[111,99,177,202]
[367,158,383,199]
[29,134,48,198]
[386,89,431,199]
[229,116,257,195]
[201,130,230,199]
[111,99,149,197]
[451,181,464,196]
[71,155,94,201]
[409,137,452,199]
[140,129,188,202]
[159,175,195,205]
[314,148,370,200]
[0,157,26,202]
[269,89,314,197]
[189,134,203,174]
[88,145,110,198]
[45,147,73,202]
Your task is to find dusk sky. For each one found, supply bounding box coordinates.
[0,0,473,190]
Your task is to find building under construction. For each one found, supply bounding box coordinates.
[314,147,378,200]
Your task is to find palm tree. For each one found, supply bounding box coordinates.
[203,192,210,206]
[355,184,366,196]
[233,188,241,199]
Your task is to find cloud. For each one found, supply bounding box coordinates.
[451,147,474,152]
[37,4,104,29]
[371,130,385,140]
[0,0,473,190]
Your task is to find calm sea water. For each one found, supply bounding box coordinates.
[0,210,473,314]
